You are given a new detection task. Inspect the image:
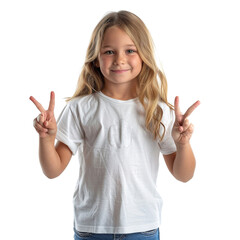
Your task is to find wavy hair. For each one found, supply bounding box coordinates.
[67,10,173,141]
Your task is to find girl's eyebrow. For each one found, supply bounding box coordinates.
[102,44,136,49]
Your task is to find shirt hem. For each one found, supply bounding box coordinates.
[74,221,161,234]
[161,148,177,155]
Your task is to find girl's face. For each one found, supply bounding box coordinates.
[97,26,142,88]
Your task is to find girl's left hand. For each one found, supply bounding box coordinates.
[172,96,200,146]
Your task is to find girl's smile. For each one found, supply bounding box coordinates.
[111,69,130,73]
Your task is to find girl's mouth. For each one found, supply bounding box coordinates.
[111,69,129,73]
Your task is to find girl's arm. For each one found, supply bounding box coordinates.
[163,96,200,182]
[163,144,196,182]
[30,92,72,179]
[39,139,72,179]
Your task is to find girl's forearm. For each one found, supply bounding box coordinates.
[39,137,62,179]
[173,143,196,182]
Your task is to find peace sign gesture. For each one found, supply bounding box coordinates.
[30,91,57,138]
[172,96,200,146]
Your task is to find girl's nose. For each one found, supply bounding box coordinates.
[114,53,125,65]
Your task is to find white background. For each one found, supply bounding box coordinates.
[1,0,239,239]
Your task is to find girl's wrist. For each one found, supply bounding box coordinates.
[39,134,56,145]
[175,142,191,151]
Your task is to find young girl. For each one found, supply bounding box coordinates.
[30,10,200,240]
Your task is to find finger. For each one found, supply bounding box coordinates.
[33,119,48,133]
[182,118,190,132]
[48,91,55,112]
[174,96,182,123]
[29,96,45,113]
[182,123,194,137]
[188,123,194,134]
[36,113,46,125]
[178,125,184,133]
[44,119,56,130]
[183,100,200,119]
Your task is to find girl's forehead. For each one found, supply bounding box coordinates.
[102,26,135,47]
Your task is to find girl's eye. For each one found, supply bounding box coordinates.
[127,49,136,54]
[105,50,114,55]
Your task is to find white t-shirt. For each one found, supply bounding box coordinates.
[56,91,176,234]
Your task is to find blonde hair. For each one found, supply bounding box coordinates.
[68,10,173,141]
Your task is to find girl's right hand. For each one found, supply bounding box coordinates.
[30,91,57,139]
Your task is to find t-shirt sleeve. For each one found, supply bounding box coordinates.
[158,104,177,155]
[56,104,84,155]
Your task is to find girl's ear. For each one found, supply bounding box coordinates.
[94,59,100,68]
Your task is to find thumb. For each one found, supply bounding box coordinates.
[44,119,56,130]
[173,121,183,134]
[178,126,184,133]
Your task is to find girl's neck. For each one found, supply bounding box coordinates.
[101,82,139,100]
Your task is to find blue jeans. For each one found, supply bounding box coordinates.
[74,228,160,240]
